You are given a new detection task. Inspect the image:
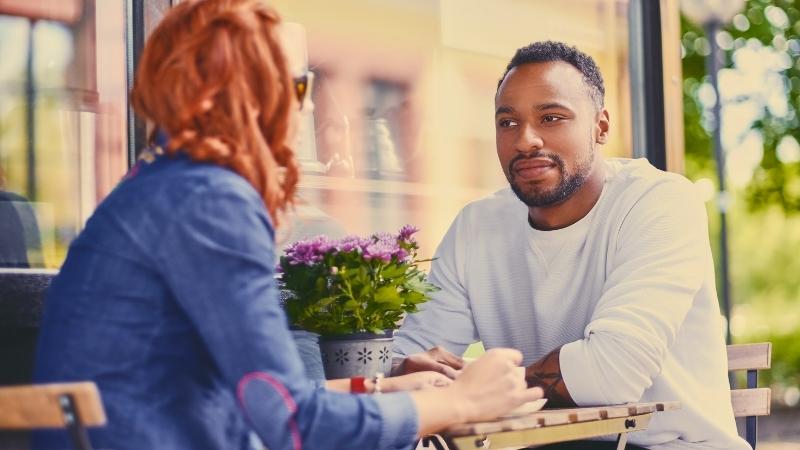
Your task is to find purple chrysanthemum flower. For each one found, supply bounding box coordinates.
[284,235,335,265]
[372,232,395,244]
[398,224,419,242]
[392,248,409,262]
[338,235,370,253]
[363,239,398,263]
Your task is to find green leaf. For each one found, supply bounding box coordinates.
[374,285,402,306]
[402,291,426,304]
[380,263,407,279]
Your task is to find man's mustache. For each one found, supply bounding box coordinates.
[509,152,564,174]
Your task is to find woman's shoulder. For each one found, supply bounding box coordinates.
[164,155,255,190]
[94,155,268,236]
[125,155,262,206]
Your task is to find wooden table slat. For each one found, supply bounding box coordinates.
[447,413,655,450]
[443,401,679,437]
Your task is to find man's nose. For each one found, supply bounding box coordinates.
[516,124,543,153]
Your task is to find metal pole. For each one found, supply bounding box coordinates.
[25,20,37,201]
[705,20,732,346]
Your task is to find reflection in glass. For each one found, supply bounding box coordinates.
[278,0,632,259]
[364,116,403,180]
[312,72,355,177]
[363,80,407,180]
[0,2,128,268]
[0,182,43,268]
[320,115,354,178]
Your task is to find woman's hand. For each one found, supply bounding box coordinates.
[445,348,543,423]
[379,371,453,393]
[410,348,544,436]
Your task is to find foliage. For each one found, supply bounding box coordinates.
[279,225,438,336]
[750,328,800,387]
[681,1,800,388]
[681,0,800,213]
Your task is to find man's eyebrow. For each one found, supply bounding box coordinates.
[536,102,571,111]
[495,106,514,116]
[496,103,572,116]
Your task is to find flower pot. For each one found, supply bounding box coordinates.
[318,330,394,379]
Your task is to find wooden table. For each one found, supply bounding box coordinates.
[421,401,680,450]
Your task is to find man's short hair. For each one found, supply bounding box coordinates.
[497,41,605,110]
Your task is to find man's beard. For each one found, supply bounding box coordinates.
[508,149,594,208]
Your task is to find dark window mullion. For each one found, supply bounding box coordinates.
[125,0,146,167]
[629,0,667,171]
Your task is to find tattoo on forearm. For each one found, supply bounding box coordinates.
[525,347,576,408]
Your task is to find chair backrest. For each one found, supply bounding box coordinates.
[0,269,56,386]
[727,342,772,449]
[0,382,106,430]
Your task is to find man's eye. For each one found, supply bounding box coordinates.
[542,115,561,123]
[498,119,517,128]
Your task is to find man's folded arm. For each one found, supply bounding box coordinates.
[529,181,708,406]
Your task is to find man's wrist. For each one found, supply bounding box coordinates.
[524,346,576,407]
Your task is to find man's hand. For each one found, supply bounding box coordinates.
[392,346,465,379]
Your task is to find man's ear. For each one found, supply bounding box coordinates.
[595,109,610,144]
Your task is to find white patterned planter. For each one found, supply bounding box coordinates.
[318,331,394,379]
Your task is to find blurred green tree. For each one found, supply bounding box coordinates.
[682,0,800,212]
[681,0,800,389]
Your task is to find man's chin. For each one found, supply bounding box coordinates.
[510,183,561,208]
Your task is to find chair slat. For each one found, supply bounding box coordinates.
[0,382,106,429]
[731,388,771,418]
[727,343,772,371]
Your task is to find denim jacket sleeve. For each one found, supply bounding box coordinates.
[153,177,418,450]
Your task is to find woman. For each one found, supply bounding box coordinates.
[33,1,542,449]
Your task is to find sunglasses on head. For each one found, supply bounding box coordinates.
[293,73,308,110]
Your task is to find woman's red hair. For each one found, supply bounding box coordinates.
[131,0,298,225]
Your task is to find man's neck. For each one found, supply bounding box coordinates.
[528,160,606,231]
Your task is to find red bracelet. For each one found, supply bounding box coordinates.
[350,376,367,393]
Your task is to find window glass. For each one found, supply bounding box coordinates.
[0,1,128,268]
[275,0,633,257]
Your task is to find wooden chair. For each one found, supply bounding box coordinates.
[0,382,106,450]
[728,343,772,449]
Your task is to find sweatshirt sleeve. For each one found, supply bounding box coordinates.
[393,211,479,358]
[154,180,418,450]
[559,178,710,405]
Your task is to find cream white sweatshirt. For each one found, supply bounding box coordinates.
[395,158,749,450]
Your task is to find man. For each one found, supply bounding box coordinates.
[393,41,749,450]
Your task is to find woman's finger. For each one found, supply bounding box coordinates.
[520,386,545,403]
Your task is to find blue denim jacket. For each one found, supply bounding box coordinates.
[33,152,418,450]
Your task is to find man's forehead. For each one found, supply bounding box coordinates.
[496,61,588,106]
